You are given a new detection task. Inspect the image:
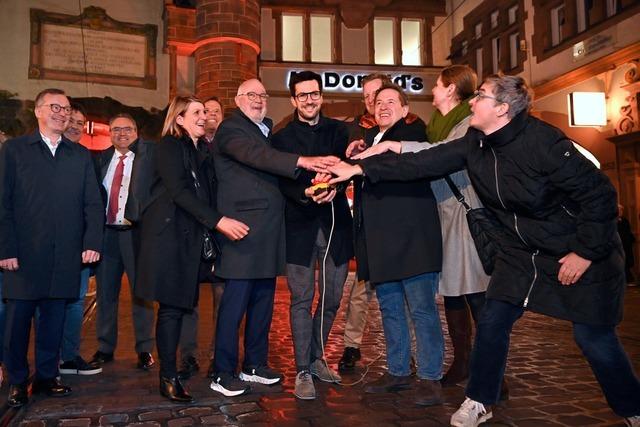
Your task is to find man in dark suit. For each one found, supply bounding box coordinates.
[89,113,156,370]
[210,78,339,396]
[272,71,353,400]
[57,102,102,376]
[0,88,103,407]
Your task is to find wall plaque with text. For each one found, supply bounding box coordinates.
[29,7,157,89]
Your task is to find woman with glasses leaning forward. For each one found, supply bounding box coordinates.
[329,74,640,427]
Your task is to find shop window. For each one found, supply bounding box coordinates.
[509,32,519,69]
[508,5,518,24]
[551,5,565,46]
[491,10,499,28]
[282,14,304,61]
[311,15,332,62]
[374,18,395,65]
[492,37,500,73]
[401,19,421,65]
[476,48,483,81]
[475,22,483,39]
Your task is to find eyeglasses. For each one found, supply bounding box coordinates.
[40,103,72,114]
[238,92,269,101]
[111,126,135,134]
[295,91,322,102]
[473,90,499,102]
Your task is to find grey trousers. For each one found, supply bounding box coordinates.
[287,229,349,372]
[95,228,155,354]
[179,281,225,360]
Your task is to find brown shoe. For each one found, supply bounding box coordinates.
[415,379,443,406]
[364,372,412,393]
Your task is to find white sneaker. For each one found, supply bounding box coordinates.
[626,415,640,427]
[450,397,493,427]
[310,359,341,383]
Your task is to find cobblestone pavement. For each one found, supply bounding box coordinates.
[4,274,639,426]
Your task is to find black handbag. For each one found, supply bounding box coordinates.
[444,176,503,275]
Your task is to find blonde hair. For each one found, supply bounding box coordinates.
[162,95,203,138]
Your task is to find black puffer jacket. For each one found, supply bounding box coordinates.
[360,112,624,325]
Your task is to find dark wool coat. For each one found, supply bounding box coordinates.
[0,131,103,299]
[354,117,442,284]
[212,109,300,279]
[272,113,354,267]
[135,135,221,309]
[360,112,624,325]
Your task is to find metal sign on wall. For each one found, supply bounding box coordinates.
[29,7,157,89]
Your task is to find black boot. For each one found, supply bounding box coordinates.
[338,347,361,373]
[442,306,472,386]
[160,376,194,403]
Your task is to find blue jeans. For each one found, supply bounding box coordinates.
[467,298,640,417]
[60,267,91,362]
[375,272,444,380]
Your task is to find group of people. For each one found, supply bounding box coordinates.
[0,65,638,427]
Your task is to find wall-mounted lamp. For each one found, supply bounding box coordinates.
[568,92,607,127]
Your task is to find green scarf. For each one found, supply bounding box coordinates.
[426,99,472,143]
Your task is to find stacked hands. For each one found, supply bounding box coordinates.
[317,139,593,287]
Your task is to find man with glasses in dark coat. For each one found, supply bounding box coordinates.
[0,88,103,407]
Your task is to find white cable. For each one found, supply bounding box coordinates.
[318,199,384,387]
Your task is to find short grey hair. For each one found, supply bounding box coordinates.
[483,74,532,119]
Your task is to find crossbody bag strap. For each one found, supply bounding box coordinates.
[444,175,472,211]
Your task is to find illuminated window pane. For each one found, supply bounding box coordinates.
[311,15,332,62]
[476,48,483,81]
[282,14,303,61]
[492,37,500,73]
[509,32,519,69]
[374,18,394,65]
[551,5,565,46]
[491,10,499,28]
[401,19,421,66]
[508,5,518,24]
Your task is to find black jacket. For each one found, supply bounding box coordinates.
[272,113,354,267]
[135,135,221,309]
[0,131,103,299]
[212,109,300,279]
[360,112,624,325]
[355,117,442,284]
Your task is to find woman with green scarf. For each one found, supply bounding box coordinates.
[353,65,490,387]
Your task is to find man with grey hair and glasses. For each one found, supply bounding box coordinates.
[209,78,340,397]
[0,88,103,407]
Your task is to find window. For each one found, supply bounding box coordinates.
[311,15,332,62]
[508,5,518,25]
[282,14,304,61]
[491,10,499,28]
[462,40,468,56]
[576,0,587,32]
[551,5,565,46]
[475,22,483,39]
[509,32,519,69]
[401,19,421,65]
[606,0,619,17]
[476,48,483,81]
[492,37,500,73]
[374,18,395,64]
